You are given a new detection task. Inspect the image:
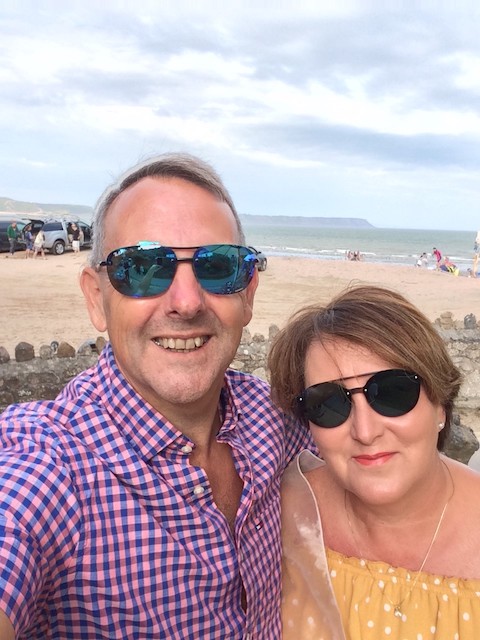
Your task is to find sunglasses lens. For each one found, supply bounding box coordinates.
[106,246,176,297]
[366,370,421,417]
[194,245,257,294]
[298,370,421,429]
[299,383,352,428]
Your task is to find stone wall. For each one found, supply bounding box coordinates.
[1,318,480,463]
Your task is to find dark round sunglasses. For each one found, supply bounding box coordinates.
[97,242,257,297]
[297,369,422,429]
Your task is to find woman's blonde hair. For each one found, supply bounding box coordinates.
[268,285,462,449]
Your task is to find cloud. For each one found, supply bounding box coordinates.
[0,3,479,228]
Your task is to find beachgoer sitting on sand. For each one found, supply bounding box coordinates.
[440,256,459,276]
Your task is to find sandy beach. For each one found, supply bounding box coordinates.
[2,250,480,354]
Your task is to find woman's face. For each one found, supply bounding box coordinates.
[303,338,445,507]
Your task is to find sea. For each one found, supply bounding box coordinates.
[242,224,477,274]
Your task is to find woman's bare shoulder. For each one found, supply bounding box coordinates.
[434,460,480,577]
[449,457,480,491]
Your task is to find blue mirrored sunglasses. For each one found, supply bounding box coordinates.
[97,242,257,297]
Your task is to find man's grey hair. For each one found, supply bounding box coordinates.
[89,152,245,266]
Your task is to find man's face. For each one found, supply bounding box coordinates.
[81,176,258,417]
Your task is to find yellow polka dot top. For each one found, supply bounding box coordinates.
[281,451,480,640]
[327,549,480,639]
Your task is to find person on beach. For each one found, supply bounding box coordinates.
[440,256,459,276]
[0,153,312,640]
[70,222,81,253]
[268,285,480,640]
[24,228,34,258]
[415,252,428,268]
[33,229,46,259]
[6,221,18,257]
[432,246,442,270]
[472,231,480,278]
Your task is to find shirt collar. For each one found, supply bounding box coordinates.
[95,344,241,461]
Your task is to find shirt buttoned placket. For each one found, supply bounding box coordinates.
[219,412,267,639]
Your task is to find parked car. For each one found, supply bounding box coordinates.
[0,216,43,253]
[23,218,93,255]
[248,246,268,271]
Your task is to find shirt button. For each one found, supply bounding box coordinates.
[254,520,263,531]
[181,445,193,454]
[193,485,205,496]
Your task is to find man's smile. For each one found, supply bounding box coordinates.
[152,336,209,351]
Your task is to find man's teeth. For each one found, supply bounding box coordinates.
[155,337,207,350]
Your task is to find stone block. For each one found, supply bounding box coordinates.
[39,345,54,359]
[241,327,252,342]
[268,324,280,340]
[57,342,76,358]
[464,313,477,329]
[95,336,107,353]
[77,340,97,355]
[252,367,267,381]
[438,311,454,330]
[15,342,34,362]
[443,416,479,465]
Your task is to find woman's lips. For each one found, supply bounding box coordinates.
[353,452,395,466]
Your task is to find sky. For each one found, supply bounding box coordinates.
[1,2,480,231]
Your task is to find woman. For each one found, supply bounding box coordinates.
[268,285,480,639]
[33,228,46,259]
[24,228,34,258]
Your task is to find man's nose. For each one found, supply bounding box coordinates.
[164,260,206,318]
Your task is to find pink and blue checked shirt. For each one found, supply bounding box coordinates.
[0,345,310,639]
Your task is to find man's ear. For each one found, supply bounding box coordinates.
[80,266,108,332]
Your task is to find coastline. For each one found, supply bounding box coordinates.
[2,251,480,355]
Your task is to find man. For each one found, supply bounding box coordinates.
[432,246,442,270]
[0,153,311,639]
[6,221,18,257]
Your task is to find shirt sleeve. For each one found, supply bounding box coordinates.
[0,443,81,635]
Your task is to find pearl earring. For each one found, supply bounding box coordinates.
[438,422,445,431]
